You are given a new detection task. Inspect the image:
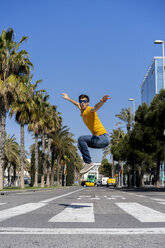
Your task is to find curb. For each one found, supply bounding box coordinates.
[0,186,75,195]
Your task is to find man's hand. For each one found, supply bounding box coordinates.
[100,95,111,103]
[61,93,69,100]
[61,93,80,109]
[91,95,111,112]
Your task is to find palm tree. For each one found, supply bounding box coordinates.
[28,91,60,188]
[4,134,20,186]
[0,28,33,189]
[51,126,76,186]
[45,105,60,187]
[28,90,47,187]
[36,98,50,188]
[72,152,83,185]
[115,107,134,134]
[9,78,36,188]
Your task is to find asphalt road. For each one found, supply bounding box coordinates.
[0,186,165,248]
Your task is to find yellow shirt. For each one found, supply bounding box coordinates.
[81,106,107,136]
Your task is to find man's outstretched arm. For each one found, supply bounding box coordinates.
[91,95,111,112]
[61,93,81,109]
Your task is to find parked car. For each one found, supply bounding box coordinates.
[24,177,31,186]
[84,181,96,187]
[107,178,117,187]
[81,180,86,186]
[101,177,109,186]
[3,180,8,187]
[96,180,101,187]
[81,180,97,187]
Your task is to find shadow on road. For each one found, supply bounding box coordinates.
[59,203,92,208]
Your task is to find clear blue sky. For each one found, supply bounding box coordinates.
[2,0,165,162]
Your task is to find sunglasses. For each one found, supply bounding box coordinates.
[79,100,88,103]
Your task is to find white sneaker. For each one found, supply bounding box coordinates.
[80,162,94,174]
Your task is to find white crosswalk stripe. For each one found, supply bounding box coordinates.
[90,197,100,200]
[159,202,165,205]
[49,203,95,222]
[0,203,47,222]
[150,198,165,202]
[116,202,165,222]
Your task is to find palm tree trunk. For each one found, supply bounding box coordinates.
[20,124,25,189]
[74,166,76,184]
[33,133,39,187]
[46,137,51,187]
[41,135,45,187]
[13,164,17,187]
[0,101,6,190]
[51,151,55,186]
[8,163,11,186]
[56,158,60,186]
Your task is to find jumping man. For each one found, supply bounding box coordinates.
[61,93,110,174]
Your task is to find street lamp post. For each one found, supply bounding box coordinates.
[129,98,135,117]
[129,98,136,187]
[154,40,165,187]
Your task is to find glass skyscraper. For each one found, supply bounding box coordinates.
[141,57,164,105]
[141,56,165,185]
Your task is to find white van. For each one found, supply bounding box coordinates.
[101,177,109,186]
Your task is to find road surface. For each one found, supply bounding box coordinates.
[0,186,165,247]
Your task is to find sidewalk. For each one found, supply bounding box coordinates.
[0,186,74,195]
[116,186,165,192]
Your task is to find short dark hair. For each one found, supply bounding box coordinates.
[79,94,89,102]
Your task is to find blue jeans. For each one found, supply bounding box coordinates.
[78,133,110,164]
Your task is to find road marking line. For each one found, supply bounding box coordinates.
[79,195,91,198]
[90,198,100,200]
[1,227,165,235]
[112,195,124,197]
[135,195,147,198]
[0,203,6,205]
[0,203,47,222]
[109,196,126,200]
[40,188,83,203]
[150,198,165,201]
[49,203,94,223]
[116,202,165,222]
[159,202,165,205]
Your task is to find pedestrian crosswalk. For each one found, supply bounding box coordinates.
[0,192,165,225]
